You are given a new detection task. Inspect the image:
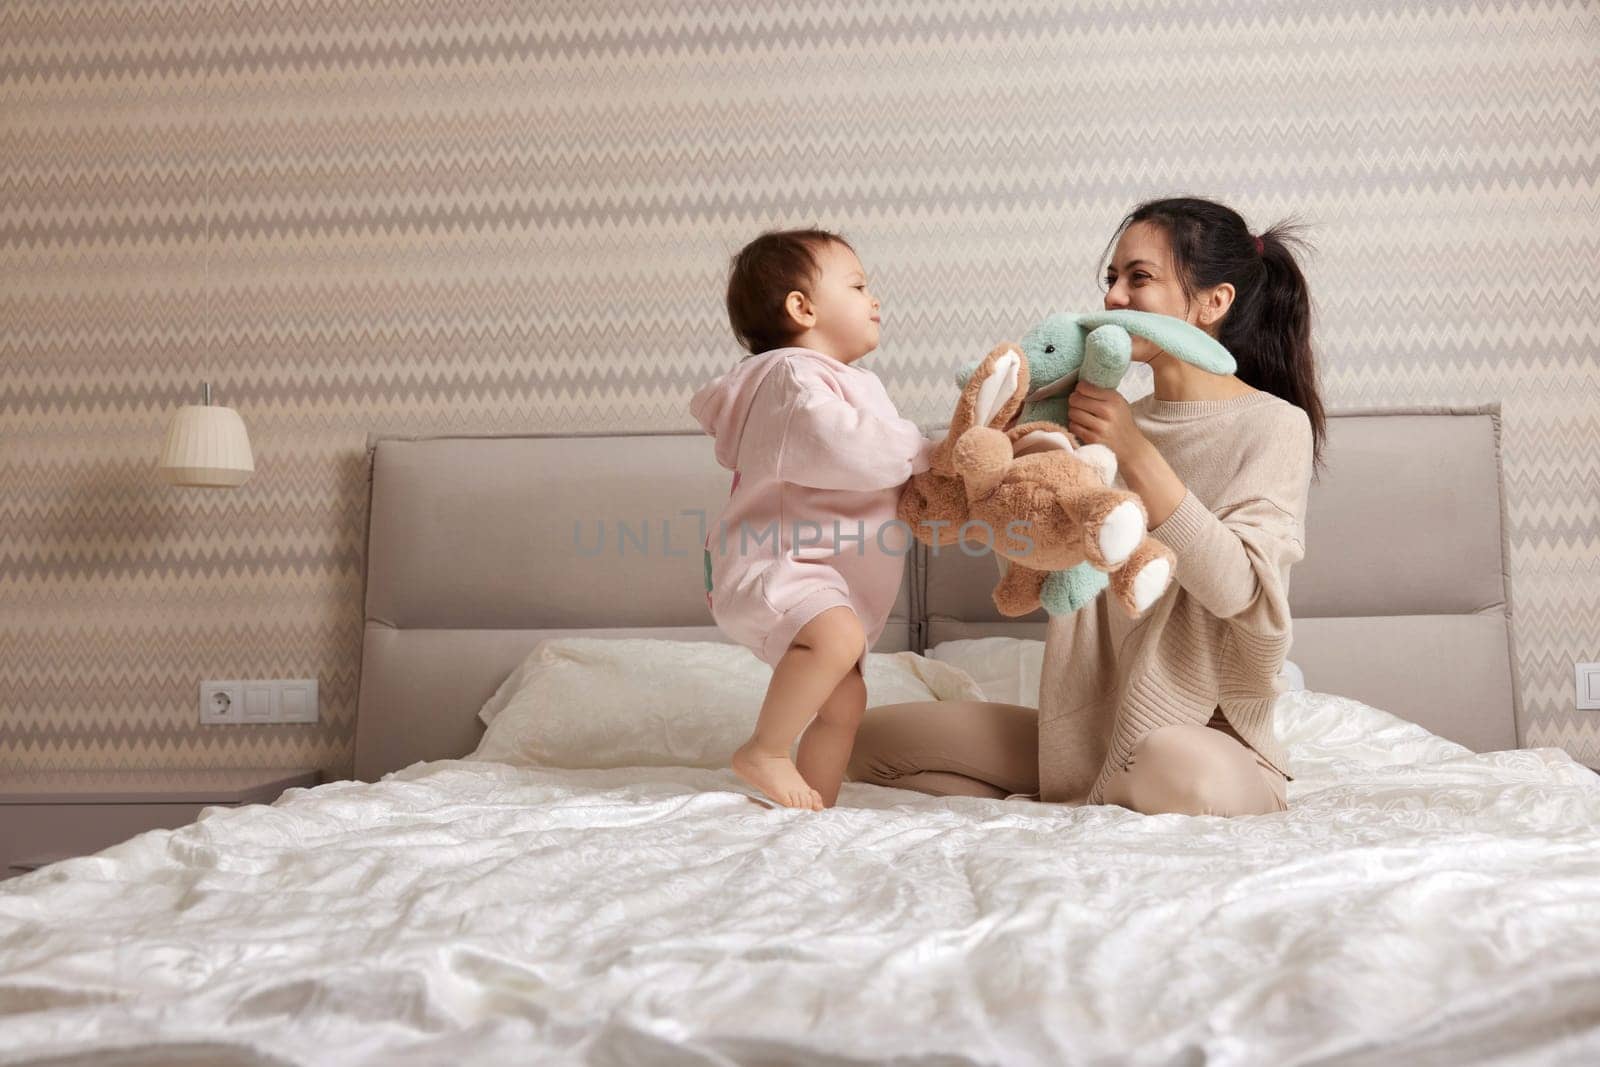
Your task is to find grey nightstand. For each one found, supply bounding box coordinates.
[0,768,319,879]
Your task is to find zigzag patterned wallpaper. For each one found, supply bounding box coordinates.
[2,1,1596,780]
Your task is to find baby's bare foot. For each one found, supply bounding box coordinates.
[732,742,823,811]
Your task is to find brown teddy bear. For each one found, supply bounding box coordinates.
[897,342,1176,619]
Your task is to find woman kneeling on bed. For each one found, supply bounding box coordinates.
[690,228,936,811]
[849,196,1327,817]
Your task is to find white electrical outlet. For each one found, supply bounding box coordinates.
[199,679,320,724]
[1577,663,1600,711]
[199,680,244,724]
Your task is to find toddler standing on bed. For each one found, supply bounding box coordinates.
[689,228,934,810]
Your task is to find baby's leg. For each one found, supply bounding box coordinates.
[795,663,867,809]
[733,605,865,811]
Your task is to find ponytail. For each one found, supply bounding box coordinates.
[1106,198,1328,478]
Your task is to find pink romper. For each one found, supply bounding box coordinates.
[689,347,934,674]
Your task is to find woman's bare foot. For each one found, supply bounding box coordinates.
[732,742,823,810]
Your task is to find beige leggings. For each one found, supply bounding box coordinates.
[847,700,1288,817]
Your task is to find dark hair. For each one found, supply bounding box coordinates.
[725,228,853,355]
[1102,197,1327,477]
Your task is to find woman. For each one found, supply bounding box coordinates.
[848,196,1327,816]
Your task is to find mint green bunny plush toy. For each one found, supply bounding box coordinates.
[955,310,1237,616]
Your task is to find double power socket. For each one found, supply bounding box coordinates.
[200,679,319,725]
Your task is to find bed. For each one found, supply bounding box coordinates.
[3,403,1598,1066]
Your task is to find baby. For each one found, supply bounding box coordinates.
[689,228,934,810]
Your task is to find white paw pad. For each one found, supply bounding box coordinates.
[1131,557,1171,612]
[1097,500,1144,564]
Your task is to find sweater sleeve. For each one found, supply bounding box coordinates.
[775,364,931,491]
[1145,407,1313,636]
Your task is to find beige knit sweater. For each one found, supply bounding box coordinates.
[1036,389,1315,805]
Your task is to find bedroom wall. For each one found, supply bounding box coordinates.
[3,1,1596,779]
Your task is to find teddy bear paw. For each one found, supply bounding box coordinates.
[1097,500,1144,565]
[1131,555,1172,613]
[1075,443,1117,485]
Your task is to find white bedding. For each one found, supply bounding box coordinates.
[3,692,1599,1066]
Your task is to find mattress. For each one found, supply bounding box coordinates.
[2,692,1598,1066]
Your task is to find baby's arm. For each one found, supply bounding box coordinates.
[778,389,932,491]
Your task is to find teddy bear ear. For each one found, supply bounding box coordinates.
[971,348,1023,428]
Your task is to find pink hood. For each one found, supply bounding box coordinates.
[688,351,790,470]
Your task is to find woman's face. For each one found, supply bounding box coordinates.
[1101,221,1209,364]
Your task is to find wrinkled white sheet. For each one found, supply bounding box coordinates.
[2,692,1599,1067]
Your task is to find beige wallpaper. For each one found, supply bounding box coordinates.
[2,1,1597,780]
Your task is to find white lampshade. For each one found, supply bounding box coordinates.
[159,384,254,488]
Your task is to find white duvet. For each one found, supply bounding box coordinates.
[3,692,1599,1066]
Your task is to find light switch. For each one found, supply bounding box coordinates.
[278,681,319,724]
[1578,662,1600,711]
[243,683,275,721]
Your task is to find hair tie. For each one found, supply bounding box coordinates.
[1253,234,1265,256]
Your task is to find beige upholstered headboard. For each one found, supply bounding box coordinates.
[353,405,1521,780]
[351,431,916,779]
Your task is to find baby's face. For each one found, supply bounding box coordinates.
[801,241,880,363]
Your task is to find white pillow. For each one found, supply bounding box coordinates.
[1278,658,1307,693]
[926,636,1307,705]
[926,637,1046,708]
[1275,688,1471,768]
[468,637,988,771]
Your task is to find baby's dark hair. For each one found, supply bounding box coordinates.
[725,227,853,355]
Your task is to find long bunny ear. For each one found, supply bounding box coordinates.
[1076,309,1236,374]
[945,343,1029,442]
[973,350,1023,428]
